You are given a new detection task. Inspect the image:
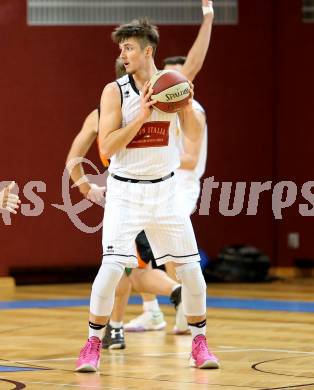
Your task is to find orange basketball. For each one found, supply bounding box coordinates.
[150,70,190,113]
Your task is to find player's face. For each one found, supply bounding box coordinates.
[164,64,183,74]
[119,38,147,74]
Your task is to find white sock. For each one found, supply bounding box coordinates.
[88,321,106,339]
[189,319,206,339]
[171,284,181,293]
[143,299,160,312]
[110,320,123,328]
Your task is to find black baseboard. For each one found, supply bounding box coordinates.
[294,258,314,269]
[10,265,99,285]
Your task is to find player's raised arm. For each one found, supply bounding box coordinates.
[98,81,155,159]
[180,0,214,82]
[0,181,20,214]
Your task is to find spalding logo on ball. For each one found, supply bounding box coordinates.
[149,70,190,113]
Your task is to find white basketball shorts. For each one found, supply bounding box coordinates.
[102,173,200,267]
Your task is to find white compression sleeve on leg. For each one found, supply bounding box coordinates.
[175,262,207,316]
[90,261,125,316]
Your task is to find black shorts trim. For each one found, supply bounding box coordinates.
[102,253,137,259]
[155,252,200,261]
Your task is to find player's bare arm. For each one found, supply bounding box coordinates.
[180,111,206,170]
[66,110,98,197]
[99,82,156,158]
[181,0,214,82]
[178,105,203,142]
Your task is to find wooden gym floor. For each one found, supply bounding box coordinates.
[1,279,314,389]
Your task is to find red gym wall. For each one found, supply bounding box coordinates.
[0,0,313,276]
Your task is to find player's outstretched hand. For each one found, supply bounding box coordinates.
[0,181,20,214]
[86,183,106,204]
[202,0,214,18]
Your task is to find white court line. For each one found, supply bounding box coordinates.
[12,347,314,363]
[16,357,76,362]
[217,347,314,355]
[143,347,314,357]
[143,352,189,357]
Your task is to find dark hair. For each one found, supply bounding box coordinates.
[115,58,127,78]
[163,56,186,66]
[112,18,159,57]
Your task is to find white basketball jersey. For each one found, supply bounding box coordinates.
[178,99,208,180]
[108,74,180,179]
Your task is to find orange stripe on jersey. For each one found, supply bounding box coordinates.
[97,136,110,168]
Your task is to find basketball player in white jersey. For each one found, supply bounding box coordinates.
[76,16,219,372]
[70,0,212,348]
[0,182,20,214]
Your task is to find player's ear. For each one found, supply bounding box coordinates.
[145,46,153,58]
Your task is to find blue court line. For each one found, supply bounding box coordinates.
[0,299,90,310]
[1,296,314,313]
[0,366,49,372]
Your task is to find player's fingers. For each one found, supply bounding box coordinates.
[143,87,154,103]
[6,196,20,206]
[4,200,20,209]
[5,206,17,214]
[147,99,157,108]
[6,204,19,211]
[7,198,20,206]
[7,193,19,202]
[142,81,150,96]
[189,83,194,99]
